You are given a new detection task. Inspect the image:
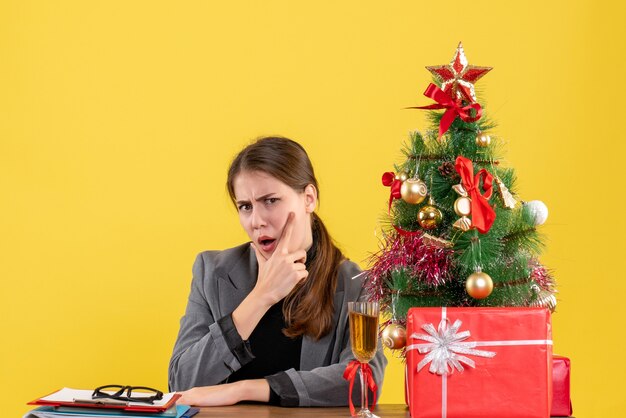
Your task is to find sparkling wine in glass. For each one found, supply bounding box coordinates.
[348,301,379,418]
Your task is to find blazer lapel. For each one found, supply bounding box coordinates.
[225,243,257,292]
[216,243,258,316]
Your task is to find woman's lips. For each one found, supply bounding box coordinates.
[259,238,277,253]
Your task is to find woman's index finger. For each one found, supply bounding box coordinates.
[276,212,295,253]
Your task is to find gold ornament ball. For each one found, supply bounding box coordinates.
[381,323,407,350]
[454,196,472,216]
[475,132,491,147]
[465,271,494,299]
[400,178,428,204]
[418,205,443,230]
[395,172,409,182]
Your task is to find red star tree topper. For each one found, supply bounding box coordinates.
[426,42,492,103]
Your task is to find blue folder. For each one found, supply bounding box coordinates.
[23,405,193,418]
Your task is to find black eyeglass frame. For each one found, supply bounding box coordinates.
[92,385,164,404]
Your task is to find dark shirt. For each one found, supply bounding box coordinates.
[227,298,303,383]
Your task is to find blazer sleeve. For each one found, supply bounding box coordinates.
[168,252,254,392]
[265,262,388,407]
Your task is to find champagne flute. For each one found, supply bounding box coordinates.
[348,301,379,418]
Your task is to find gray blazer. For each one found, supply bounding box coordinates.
[168,243,387,406]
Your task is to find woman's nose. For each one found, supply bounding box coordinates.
[250,208,267,229]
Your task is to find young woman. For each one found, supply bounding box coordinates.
[168,136,386,407]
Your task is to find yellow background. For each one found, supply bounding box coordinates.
[1,1,624,417]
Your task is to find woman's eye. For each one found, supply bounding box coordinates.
[238,203,252,212]
[265,198,279,205]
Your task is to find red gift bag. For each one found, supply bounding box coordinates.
[551,356,573,416]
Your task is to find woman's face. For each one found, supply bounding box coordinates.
[233,170,317,259]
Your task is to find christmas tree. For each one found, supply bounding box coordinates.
[366,43,556,350]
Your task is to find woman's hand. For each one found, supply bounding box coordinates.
[176,380,270,406]
[250,212,308,307]
[233,212,308,340]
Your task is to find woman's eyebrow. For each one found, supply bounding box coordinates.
[236,193,276,205]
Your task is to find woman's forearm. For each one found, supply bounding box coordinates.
[240,379,271,403]
[176,379,270,406]
[232,289,272,340]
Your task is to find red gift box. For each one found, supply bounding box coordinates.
[551,356,572,416]
[406,307,553,418]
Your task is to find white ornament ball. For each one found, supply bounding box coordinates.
[525,200,549,226]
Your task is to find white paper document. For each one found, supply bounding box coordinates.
[40,387,176,407]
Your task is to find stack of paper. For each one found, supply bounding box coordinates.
[23,388,197,418]
[23,405,195,418]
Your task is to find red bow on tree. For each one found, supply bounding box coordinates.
[455,156,496,234]
[382,172,402,213]
[343,360,377,416]
[409,83,483,138]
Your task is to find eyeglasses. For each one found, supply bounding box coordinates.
[92,385,163,404]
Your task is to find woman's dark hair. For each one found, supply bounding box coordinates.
[226,136,344,340]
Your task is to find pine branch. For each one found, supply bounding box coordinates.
[494,277,533,287]
[406,154,501,165]
[502,227,537,243]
